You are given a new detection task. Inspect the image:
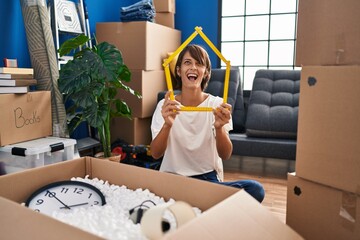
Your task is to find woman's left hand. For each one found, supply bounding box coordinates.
[213,103,232,129]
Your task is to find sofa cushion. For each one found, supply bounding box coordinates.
[230,133,297,160]
[245,69,300,139]
[205,68,246,133]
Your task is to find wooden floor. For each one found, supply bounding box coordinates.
[223,155,295,224]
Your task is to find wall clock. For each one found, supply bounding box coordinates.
[25,180,106,216]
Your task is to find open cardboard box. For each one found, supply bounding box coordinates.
[0,157,302,239]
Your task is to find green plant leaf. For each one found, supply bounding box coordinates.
[96,42,124,82]
[111,99,132,118]
[58,34,90,57]
[59,51,96,93]
[83,103,108,129]
[107,86,118,100]
[118,65,131,82]
[66,113,84,135]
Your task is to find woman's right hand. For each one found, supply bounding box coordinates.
[161,91,180,128]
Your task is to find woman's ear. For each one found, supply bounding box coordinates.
[204,69,211,81]
[176,66,181,77]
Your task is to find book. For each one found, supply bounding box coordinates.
[0,79,37,87]
[0,86,29,94]
[0,73,34,79]
[0,67,33,75]
[3,58,18,67]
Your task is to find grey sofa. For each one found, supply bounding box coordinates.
[229,69,300,160]
[158,68,300,160]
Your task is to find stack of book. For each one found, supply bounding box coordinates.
[0,67,37,93]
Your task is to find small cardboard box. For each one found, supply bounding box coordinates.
[155,12,175,28]
[287,173,360,240]
[296,0,360,66]
[96,21,181,70]
[0,91,52,146]
[0,157,302,239]
[154,0,175,13]
[110,117,152,145]
[120,70,166,118]
[296,66,360,194]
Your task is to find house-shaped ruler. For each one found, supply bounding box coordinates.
[162,26,231,111]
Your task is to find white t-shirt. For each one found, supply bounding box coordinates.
[151,94,233,181]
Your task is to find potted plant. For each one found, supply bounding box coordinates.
[58,34,141,158]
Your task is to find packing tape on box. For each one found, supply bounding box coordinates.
[141,201,196,239]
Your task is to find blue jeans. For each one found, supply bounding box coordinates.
[190,171,265,203]
[120,0,155,22]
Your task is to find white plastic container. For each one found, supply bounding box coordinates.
[0,137,77,174]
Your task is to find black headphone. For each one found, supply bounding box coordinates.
[129,200,156,224]
[129,200,170,232]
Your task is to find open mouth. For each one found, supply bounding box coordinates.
[187,73,198,81]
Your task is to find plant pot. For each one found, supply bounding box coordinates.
[94,152,121,162]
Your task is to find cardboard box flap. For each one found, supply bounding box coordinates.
[165,191,303,240]
[0,196,102,240]
[89,157,239,211]
[0,158,87,203]
[0,157,238,211]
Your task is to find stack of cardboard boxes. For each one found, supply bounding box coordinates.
[154,0,176,28]
[286,0,360,239]
[96,1,180,146]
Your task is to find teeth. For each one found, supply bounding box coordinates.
[187,73,198,78]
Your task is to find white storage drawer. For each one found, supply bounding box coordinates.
[0,137,77,174]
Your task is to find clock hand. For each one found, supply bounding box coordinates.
[59,202,89,209]
[46,190,71,209]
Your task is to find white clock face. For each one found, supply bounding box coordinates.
[25,180,106,216]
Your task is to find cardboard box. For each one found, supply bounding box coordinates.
[296,66,360,194]
[154,0,175,13]
[0,91,52,146]
[0,157,302,239]
[0,137,77,174]
[120,70,166,118]
[96,21,181,70]
[296,0,360,66]
[155,12,175,28]
[287,173,360,240]
[111,117,152,145]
